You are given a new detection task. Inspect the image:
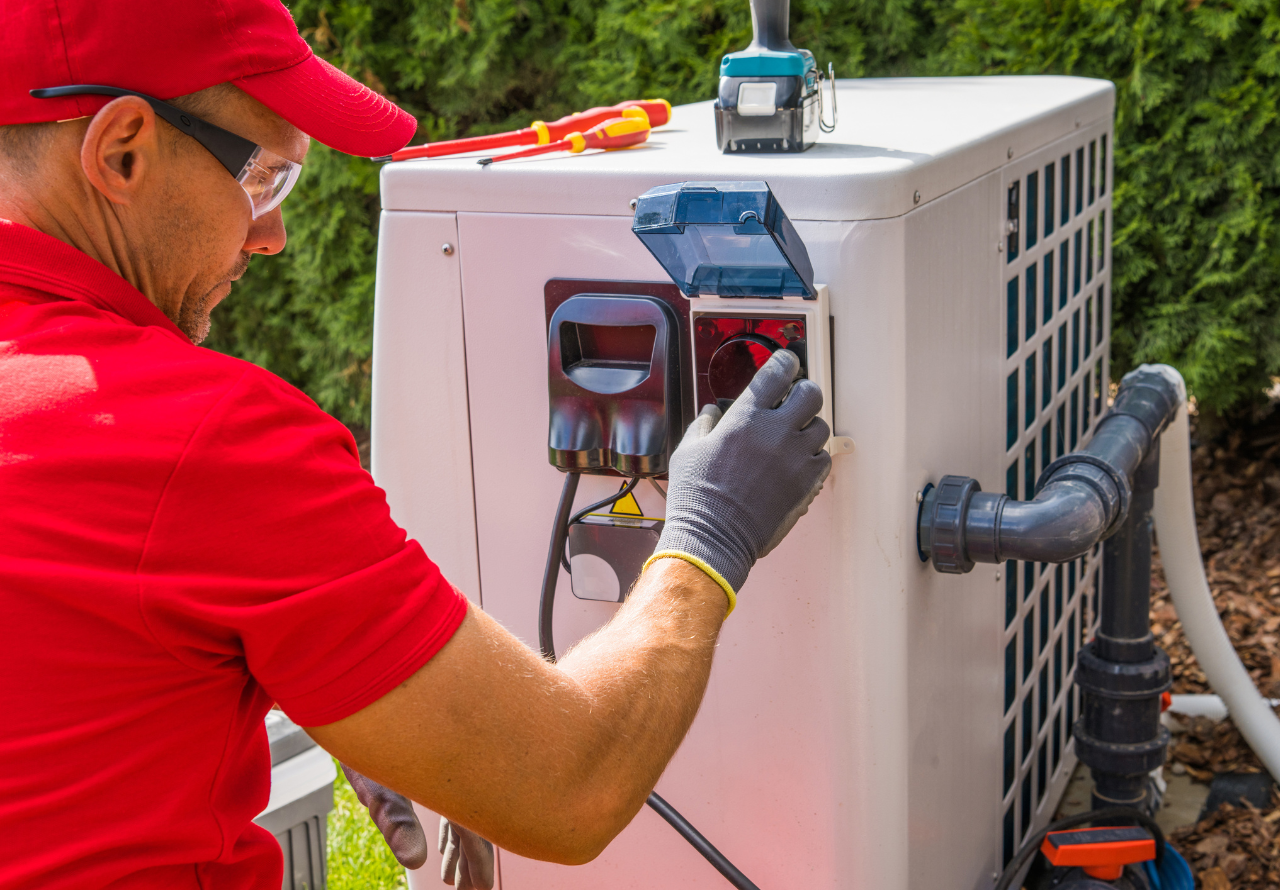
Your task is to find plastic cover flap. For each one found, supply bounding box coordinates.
[631,181,816,299]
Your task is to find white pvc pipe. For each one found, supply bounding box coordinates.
[1149,363,1280,782]
[1167,693,1230,722]
[1165,693,1280,723]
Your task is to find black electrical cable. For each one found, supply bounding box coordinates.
[539,472,580,661]
[646,792,762,890]
[538,473,763,890]
[994,806,1166,890]
[569,475,642,527]
[558,476,643,573]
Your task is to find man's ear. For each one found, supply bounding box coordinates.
[80,96,161,206]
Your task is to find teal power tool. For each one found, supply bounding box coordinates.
[714,0,837,153]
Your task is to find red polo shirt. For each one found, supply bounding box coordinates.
[0,220,468,889]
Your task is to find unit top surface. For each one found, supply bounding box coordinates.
[380,76,1113,222]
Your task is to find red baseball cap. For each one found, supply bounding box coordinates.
[1,0,418,158]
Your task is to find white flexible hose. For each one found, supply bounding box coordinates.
[1148,363,1280,782]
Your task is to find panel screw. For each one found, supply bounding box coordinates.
[997,242,1005,252]
[629,198,638,211]
[915,490,924,504]
[441,243,454,256]
[1007,146,1014,159]
[995,571,1002,582]
[913,190,921,204]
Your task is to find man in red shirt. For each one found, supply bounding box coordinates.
[0,1,831,888]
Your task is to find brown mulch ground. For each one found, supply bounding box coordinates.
[1170,792,1280,890]
[1147,410,1280,887]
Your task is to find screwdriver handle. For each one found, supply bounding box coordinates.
[540,105,649,142]
[386,99,669,162]
[542,99,671,140]
[577,115,652,150]
[478,116,650,165]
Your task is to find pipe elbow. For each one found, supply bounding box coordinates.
[919,472,1117,573]
[995,480,1111,563]
[918,365,1184,575]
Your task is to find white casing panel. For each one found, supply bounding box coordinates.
[371,77,1115,890]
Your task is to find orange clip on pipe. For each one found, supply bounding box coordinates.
[387,99,669,162]
[476,116,650,165]
[1041,826,1156,881]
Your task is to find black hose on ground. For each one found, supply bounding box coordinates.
[538,472,763,890]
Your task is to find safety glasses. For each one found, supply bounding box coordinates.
[30,85,302,219]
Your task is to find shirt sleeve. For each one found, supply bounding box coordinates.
[137,365,468,726]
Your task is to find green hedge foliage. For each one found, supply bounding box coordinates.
[208,0,1280,426]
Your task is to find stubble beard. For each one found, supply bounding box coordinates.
[180,252,250,344]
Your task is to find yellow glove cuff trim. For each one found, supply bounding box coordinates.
[644,551,737,619]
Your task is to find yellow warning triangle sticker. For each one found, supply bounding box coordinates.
[610,489,644,516]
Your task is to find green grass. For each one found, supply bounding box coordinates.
[326,759,409,890]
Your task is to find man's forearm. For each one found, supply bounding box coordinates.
[307,558,727,864]
[550,557,727,824]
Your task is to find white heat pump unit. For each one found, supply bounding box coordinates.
[371,76,1115,890]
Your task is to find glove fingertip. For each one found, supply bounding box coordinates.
[395,840,430,871]
[780,378,824,425]
[772,346,801,376]
[695,402,722,428]
[754,348,801,397]
[441,845,460,885]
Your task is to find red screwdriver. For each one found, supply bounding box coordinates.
[476,116,650,166]
[380,99,671,162]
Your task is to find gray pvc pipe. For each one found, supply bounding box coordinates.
[995,481,1116,563]
[1150,364,1280,783]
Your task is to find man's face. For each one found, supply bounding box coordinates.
[141,88,309,342]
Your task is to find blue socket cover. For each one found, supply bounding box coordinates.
[631,181,816,299]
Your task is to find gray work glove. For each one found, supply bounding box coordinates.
[340,764,494,888]
[341,764,431,869]
[652,349,831,606]
[439,816,496,889]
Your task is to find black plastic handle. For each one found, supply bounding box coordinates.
[748,0,796,53]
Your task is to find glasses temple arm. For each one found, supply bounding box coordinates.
[30,84,257,178]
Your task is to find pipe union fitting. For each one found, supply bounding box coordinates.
[918,475,987,574]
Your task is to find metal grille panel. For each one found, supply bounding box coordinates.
[999,127,1112,867]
